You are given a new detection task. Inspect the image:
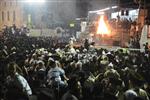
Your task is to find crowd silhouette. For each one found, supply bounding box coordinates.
[0,26,150,100]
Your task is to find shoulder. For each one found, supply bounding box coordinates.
[15,73,27,83]
[139,89,148,96]
[61,91,78,100]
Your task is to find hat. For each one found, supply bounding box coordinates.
[37,60,45,65]
[108,62,114,68]
[48,57,54,62]
[124,90,137,100]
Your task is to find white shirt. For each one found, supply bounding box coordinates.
[47,67,65,83]
[7,73,32,96]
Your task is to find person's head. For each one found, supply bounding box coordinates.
[51,61,57,68]
[55,60,61,68]
[68,75,82,98]
[32,53,37,59]
[75,61,82,70]
[129,71,144,88]
[47,57,55,67]
[4,45,7,49]
[37,61,45,70]
[124,90,137,100]
[8,62,18,76]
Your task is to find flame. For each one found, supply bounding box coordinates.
[97,15,110,35]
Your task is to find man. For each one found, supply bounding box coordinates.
[6,62,32,100]
[61,76,82,100]
[84,39,90,50]
[125,72,150,100]
[47,60,67,87]
[144,42,149,54]
[124,90,137,100]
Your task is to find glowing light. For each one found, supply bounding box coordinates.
[112,6,118,9]
[25,0,46,3]
[89,6,118,14]
[96,11,104,15]
[97,15,110,35]
[90,34,94,36]
[102,7,110,11]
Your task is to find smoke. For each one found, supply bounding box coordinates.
[89,0,118,10]
[76,0,91,17]
[75,0,118,18]
[49,0,77,24]
[23,0,118,28]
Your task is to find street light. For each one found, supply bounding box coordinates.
[23,0,46,29]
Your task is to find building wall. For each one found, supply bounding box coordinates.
[138,9,148,27]
[0,0,23,29]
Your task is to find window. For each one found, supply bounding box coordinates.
[10,2,12,6]
[7,11,10,21]
[2,11,4,21]
[14,0,18,6]
[4,2,6,6]
[13,11,16,22]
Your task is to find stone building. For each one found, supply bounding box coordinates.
[0,0,23,29]
[0,0,77,29]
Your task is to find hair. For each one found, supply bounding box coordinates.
[8,62,17,73]
[55,60,61,68]
[8,62,22,75]
[67,75,79,90]
[51,61,56,68]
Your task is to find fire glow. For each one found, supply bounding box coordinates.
[97,15,110,35]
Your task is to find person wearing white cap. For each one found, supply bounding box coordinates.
[124,90,137,100]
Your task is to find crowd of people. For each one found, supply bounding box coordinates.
[109,17,132,30]
[1,24,30,37]
[0,25,150,100]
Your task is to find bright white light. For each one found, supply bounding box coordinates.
[89,7,112,14]
[89,10,99,14]
[112,6,118,9]
[97,15,110,35]
[97,11,104,15]
[25,0,46,3]
[102,7,110,11]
